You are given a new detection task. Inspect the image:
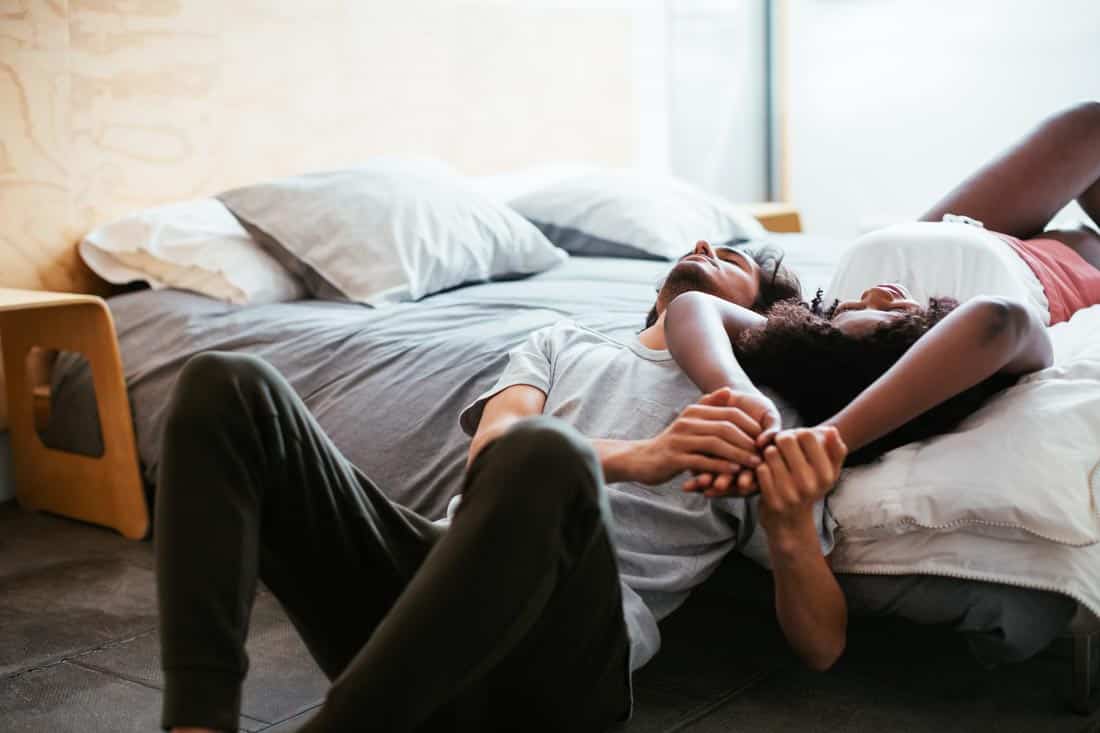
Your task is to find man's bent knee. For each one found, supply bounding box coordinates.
[495,416,600,481]
[167,352,280,427]
[468,416,604,516]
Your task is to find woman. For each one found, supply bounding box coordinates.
[825,101,1100,330]
[666,102,1100,493]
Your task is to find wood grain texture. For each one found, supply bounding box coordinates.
[0,0,638,429]
[0,289,147,538]
[2,0,636,293]
[1,0,96,294]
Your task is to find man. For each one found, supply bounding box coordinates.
[157,240,846,733]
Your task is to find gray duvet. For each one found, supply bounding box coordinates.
[50,257,672,518]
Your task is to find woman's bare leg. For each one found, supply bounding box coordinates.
[1036,226,1100,271]
[920,102,1100,240]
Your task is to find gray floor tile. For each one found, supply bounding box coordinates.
[0,552,157,677]
[0,502,153,579]
[0,661,263,732]
[621,591,791,731]
[78,592,328,725]
[259,706,320,732]
[618,687,729,733]
[4,502,1098,731]
[680,623,1087,733]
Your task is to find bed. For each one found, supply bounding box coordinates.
[35,231,1086,694]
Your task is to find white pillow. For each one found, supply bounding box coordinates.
[829,304,1100,547]
[823,221,1051,325]
[467,163,605,203]
[218,159,568,306]
[79,199,306,305]
[509,171,767,260]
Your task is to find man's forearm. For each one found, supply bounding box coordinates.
[767,518,847,671]
[592,438,641,484]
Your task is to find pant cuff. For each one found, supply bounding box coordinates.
[162,666,242,731]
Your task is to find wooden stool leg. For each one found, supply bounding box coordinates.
[0,300,147,539]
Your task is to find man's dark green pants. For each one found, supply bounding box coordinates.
[155,352,631,732]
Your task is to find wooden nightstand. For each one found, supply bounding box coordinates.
[744,202,803,233]
[0,289,147,539]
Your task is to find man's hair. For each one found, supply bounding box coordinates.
[733,296,1018,465]
[644,245,801,328]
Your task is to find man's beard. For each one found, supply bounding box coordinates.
[657,265,718,305]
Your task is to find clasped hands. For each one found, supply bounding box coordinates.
[637,387,847,527]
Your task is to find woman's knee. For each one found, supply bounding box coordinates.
[1067,101,1100,124]
[1046,101,1100,142]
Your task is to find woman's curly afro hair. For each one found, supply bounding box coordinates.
[733,294,1019,465]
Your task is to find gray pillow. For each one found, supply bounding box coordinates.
[219,159,566,306]
[510,171,767,260]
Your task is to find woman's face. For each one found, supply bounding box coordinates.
[831,283,923,337]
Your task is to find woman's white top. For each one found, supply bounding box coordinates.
[822,220,1050,325]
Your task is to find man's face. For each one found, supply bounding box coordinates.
[656,240,762,314]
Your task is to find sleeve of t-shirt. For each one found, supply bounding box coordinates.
[718,496,837,568]
[458,324,559,436]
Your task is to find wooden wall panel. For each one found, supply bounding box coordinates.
[0,0,637,429]
[1,0,93,294]
[3,0,636,293]
[68,0,225,227]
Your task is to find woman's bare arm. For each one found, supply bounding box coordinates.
[664,291,766,393]
[665,292,777,494]
[823,296,1053,453]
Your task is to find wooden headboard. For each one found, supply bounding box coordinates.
[0,0,641,295]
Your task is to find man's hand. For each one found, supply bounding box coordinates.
[756,426,847,537]
[618,387,765,486]
[681,390,781,497]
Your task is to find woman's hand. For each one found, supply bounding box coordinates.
[756,427,847,539]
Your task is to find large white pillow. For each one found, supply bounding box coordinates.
[829,304,1100,547]
[80,199,306,305]
[509,171,767,260]
[823,221,1051,325]
[467,162,604,203]
[218,159,568,306]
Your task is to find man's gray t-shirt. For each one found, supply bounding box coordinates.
[459,320,837,671]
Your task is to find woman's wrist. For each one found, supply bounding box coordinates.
[763,510,820,558]
[819,413,862,457]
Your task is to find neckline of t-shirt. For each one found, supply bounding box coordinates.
[627,337,673,362]
[567,321,674,362]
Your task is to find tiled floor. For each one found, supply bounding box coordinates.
[2,500,1097,732]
